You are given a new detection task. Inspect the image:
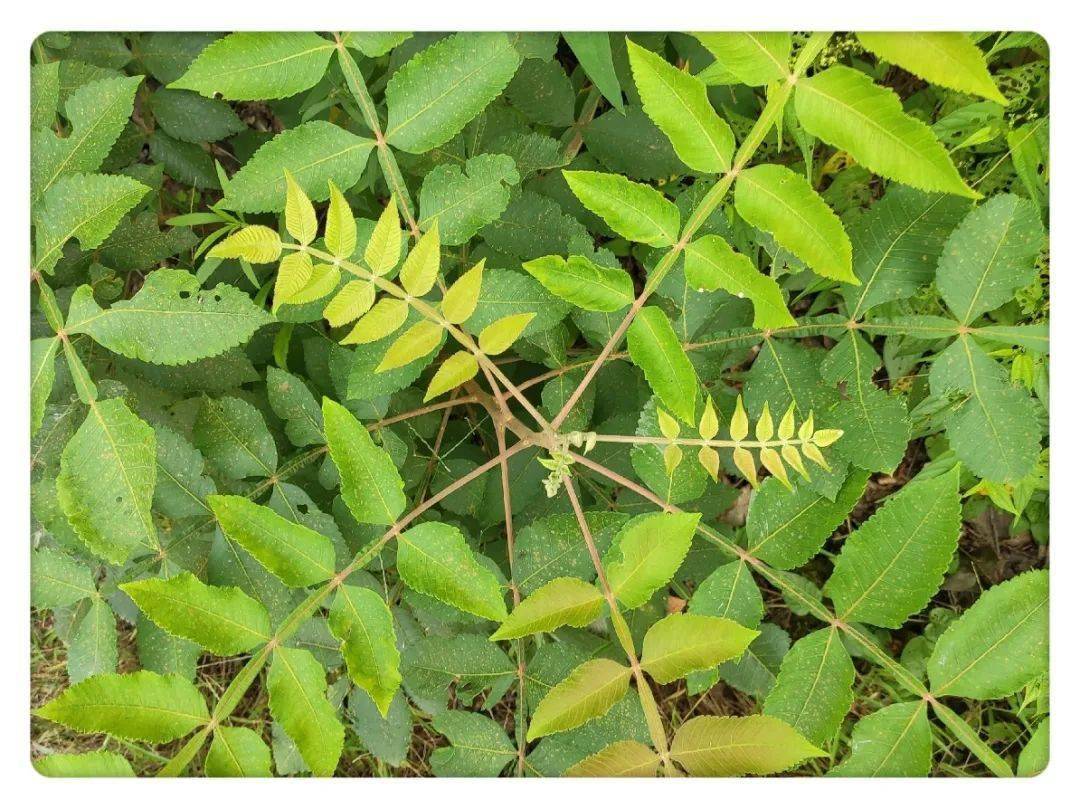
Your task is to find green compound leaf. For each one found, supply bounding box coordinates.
[267,646,344,777]
[385,32,522,154]
[670,715,826,776]
[626,306,699,425]
[223,121,375,213]
[763,628,854,746]
[36,671,208,743]
[490,577,605,640]
[937,194,1045,325]
[66,270,272,366]
[857,33,1006,104]
[627,39,734,173]
[329,585,401,717]
[34,750,136,777]
[33,173,148,274]
[205,726,273,777]
[826,467,961,628]
[209,494,336,587]
[170,32,335,100]
[928,569,1048,699]
[323,398,406,526]
[430,711,517,777]
[522,254,633,313]
[735,164,855,284]
[57,399,157,565]
[604,511,700,609]
[397,522,508,622]
[418,154,520,245]
[694,33,791,85]
[564,170,680,247]
[640,613,758,684]
[31,75,142,207]
[794,65,977,199]
[122,572,271,655]
[684,235,796,329]
[527,658,631,741]
[829,702,932,777]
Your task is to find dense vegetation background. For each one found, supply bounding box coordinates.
[30,31,1048,777]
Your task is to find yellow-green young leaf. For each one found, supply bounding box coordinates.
[400,223,441,297]
[626,306,699,425]
[342,297,409,345]
[694,33,791,85]
[441,259,485,323]
[684,235,796,329]
[208,494,336,587]
[565,741,661,777]
[205,727,273,777]
[324,180,356,259]
[604,512,701,609]
[927,569,1048,699]
[34,750,136,777]
[376,320,443,372]
[425,351,479,401]
[640,613,759,684]
[267,646,344,777]
[285,263,340,306]
[209,225,282,263]
[826,467,961,628]
[763,627,855,746]
[490,577,605,640]
[122,572,271,655]
[35,671,208,743]
[323,398,406,526]
[328,585,401,717]
[56,398,157,565]
[794,66,978,199]
[671,715,826,776]
[521,254,633,312]
[273,251,313,310]
[284,169,316,245]
[735,165,856,285]
[857,33,1007,104]
[627,39,734,173]
[365,202,402,276]
[478,312,535,355]
[658,408,681,439]
[527,658,631,741]
[397,522,508,621]
[323,279,375,327]
[829,702,932,777]
[564,170,680,247]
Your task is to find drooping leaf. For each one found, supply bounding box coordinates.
[626,306,699,425]
[684,235,796,328]
[826,467,961,628]
[205,726,274,777]
[522,254,633,313]
[34,750,136,777]
[122,572,271,655]
[564,170,680,247]
[563,32,624,113]
[694,33,791,85]
[328,585,401,717]
[397,521,507,621]
[323,398,406,526]
[856,33,1006,104]
[565,740,660,777]
[829,702,932,777]
[794,65,978,198]
[31,547,96,609]
[67,597,118,684]
[763,628,854,746]
[267,646,344,777]
[429,711,517,777]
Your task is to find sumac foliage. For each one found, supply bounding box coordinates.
[30,30,1049,778]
